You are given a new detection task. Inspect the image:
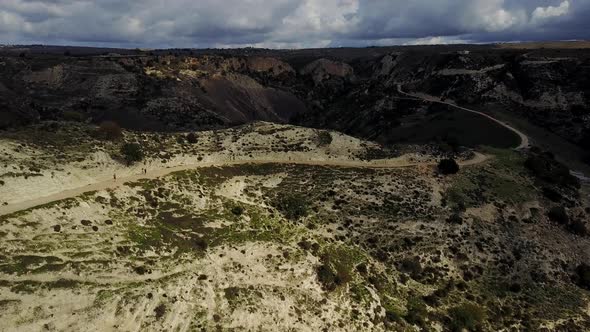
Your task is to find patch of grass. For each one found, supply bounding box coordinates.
[446,148,535,208]
[9,279,85,294]
[0,255,63,275]
[383,106,521,148]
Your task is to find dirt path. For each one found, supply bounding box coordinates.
[397,85,530,150]
[0,153,490,217]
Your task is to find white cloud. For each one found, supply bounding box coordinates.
[464,0,525,32]
[403,36,469,45]
[0,0,587,48]
[532,1,570,24]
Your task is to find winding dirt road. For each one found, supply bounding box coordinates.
[0,153,490,217]
[397,84,530,150]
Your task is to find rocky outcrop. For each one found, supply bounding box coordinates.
[300,59,355,84]
[246,57,294,77]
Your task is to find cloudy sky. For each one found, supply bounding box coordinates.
[0,0,588,49]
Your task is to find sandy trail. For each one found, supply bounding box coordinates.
[397,84,530,150]
[0,153,489,217]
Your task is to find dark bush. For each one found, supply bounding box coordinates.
[404,297,428,326]
[317,264,338,291]
[231,206,244,216]
[576,264,590,290]
[542,187,562,202]
[97,121,123,140]
[121,142,144,164]
[317,251,353,291]
[438,159,460,175]
[547,206,569,225]
[448,303,486,332]
[569,220,588,236]
[317,131,333,147]
[154,303,166,319]
[186,132,198,144]
[446,213,463,224]
[399,257,423,279]
[273,194,309,220]
[193,237,208,251]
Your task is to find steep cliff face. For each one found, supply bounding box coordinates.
[0,54,306,131]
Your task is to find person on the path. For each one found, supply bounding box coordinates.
[113,173,117,181]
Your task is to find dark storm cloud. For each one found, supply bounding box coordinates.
[0,0,588,48]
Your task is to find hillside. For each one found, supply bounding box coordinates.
[1,43,589,165]
[0,121,589,331]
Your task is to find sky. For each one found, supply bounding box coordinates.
[0,0,588,49]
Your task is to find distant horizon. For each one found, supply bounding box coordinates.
[2,39,589,52]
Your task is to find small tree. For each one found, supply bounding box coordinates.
[438,159,460,175]
[121,142,144,165]
[97,121,123,140]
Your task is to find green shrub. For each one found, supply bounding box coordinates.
[121,142,144,164]
[317,264,339,291]
[316,255,352,291]
[317,131,333,147]
[448,303,486,331]
[273,194,309,220]
[438,159,460,175]
[404,297,428,326]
